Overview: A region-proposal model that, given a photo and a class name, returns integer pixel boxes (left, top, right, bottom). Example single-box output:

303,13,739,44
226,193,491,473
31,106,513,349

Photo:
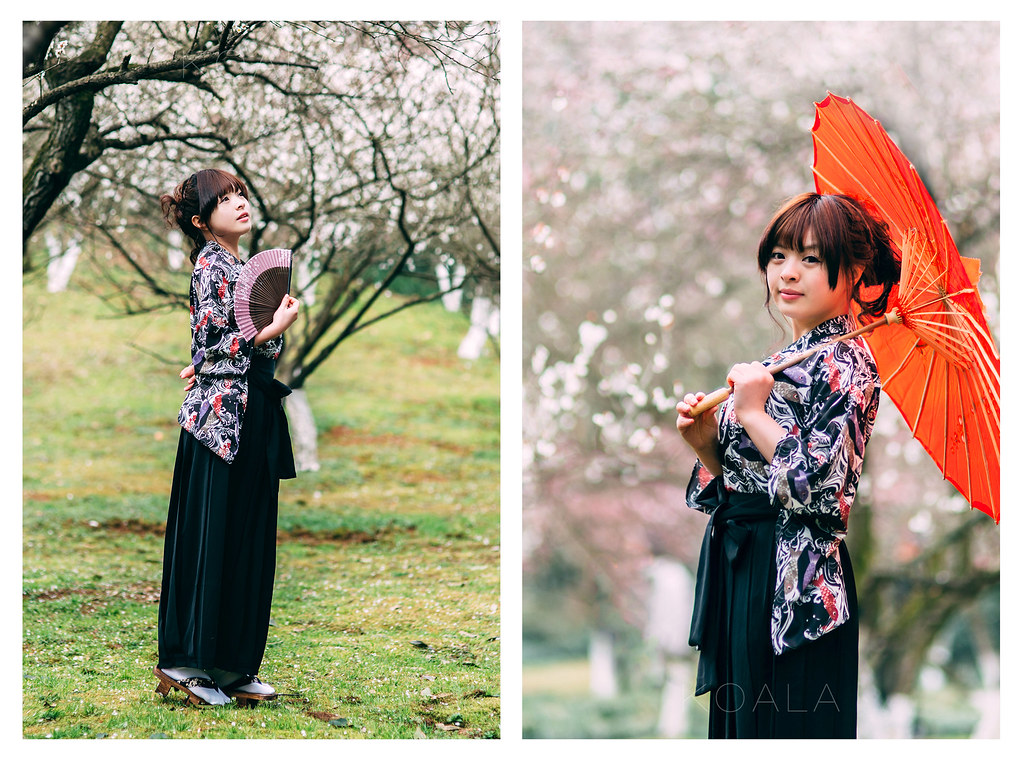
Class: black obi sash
247,355,297,480
688,482,778,696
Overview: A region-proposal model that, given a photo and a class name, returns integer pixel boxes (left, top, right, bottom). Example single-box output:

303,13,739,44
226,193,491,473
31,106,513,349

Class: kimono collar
789,314,856,352
768,313,857,382
200,239,241,263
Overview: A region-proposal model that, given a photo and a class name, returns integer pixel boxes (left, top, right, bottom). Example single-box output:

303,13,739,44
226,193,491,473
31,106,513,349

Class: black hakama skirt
690,489,859,739
157,356,295,676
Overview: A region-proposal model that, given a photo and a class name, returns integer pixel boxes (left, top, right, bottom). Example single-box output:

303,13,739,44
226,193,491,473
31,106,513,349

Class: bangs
768,202,818,253
195,169,249,222
757,193,846,289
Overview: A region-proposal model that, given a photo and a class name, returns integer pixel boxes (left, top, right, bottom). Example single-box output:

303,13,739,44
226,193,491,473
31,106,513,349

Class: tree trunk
284,388,320,472
858,677,915,738
644,558,695,737
45,232,81,292
23,90,94,263
167,230,185,270
657,659,693,738
457,294,498,360
23,21,123,265
436,262,465,312
295,256,317,306
968,603,1000,738
644,557,692,657
588,629,618,698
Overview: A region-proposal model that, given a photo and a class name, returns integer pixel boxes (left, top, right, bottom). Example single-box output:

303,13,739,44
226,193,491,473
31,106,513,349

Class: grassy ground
522,652,706,739
22,272,499,739
522,655,703,739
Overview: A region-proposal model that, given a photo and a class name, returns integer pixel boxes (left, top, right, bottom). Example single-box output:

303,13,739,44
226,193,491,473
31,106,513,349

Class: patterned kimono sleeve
766,343,877,536
256,334,284,360
685,460,723,514
190,255,253,377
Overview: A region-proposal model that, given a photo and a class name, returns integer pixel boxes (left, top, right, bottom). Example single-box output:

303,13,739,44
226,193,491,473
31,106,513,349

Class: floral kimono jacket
178,241,283,462
686,314,880,654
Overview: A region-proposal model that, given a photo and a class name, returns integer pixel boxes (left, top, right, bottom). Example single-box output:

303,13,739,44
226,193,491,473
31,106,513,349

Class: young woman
675,192,900,738
155,169,300,707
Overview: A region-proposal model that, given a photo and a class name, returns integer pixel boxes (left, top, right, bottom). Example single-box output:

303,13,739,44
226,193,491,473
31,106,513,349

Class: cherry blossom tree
24,20,500,469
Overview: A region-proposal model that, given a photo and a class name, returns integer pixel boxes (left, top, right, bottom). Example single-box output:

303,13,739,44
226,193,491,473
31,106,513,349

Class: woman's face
767,229,852,340
203,189,252,241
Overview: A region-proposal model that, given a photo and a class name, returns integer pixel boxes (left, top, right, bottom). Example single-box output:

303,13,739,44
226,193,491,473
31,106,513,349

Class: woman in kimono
675,192,900,738
155,169,300,707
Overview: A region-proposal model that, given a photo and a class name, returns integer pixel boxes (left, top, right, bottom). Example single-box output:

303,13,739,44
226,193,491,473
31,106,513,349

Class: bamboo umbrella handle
680,313,895,419
683,349,810,418
683,348,811,417
684,385,733,417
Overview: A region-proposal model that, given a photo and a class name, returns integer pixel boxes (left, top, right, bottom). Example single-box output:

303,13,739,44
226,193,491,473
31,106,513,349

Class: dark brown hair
160,169,250,264
756,192,900,324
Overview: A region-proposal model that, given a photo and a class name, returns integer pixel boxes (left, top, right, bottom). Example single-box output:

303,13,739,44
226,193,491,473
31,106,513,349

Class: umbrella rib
970,395,1000,518
912,350,937,435
903,267,947,306
879,339,919,388
941,356,950,479
907,317,975,346
909,319,980,350
962,337,1001,406
962,365,1000,518
914,336,967,363
962,362,1000,431
906,303,998,366
952,369,975,507
901,324,972,364
901,268,938,309
950,312,1001,385
908,311,968,324
964,367,1001,462
958,308,1001,363
900,243,947,300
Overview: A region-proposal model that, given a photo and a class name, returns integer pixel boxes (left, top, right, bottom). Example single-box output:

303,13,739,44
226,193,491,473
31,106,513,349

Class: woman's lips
778,290,802,301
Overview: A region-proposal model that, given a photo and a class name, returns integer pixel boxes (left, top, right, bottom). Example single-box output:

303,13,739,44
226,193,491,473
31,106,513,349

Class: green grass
23,273,499,739
522,657,687,739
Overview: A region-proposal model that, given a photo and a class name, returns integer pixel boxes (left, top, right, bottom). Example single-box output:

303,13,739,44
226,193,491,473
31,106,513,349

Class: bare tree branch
23,21,69,78
23,44,323,125
25,19,500,401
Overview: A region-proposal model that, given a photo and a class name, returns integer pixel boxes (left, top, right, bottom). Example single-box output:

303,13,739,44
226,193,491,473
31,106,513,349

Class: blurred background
522,20,999,739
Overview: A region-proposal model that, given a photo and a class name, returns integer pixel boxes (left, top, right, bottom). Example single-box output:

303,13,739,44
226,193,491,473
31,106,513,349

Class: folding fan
234,248,293,341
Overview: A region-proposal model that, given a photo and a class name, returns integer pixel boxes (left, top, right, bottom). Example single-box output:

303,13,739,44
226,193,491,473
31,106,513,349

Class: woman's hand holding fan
234,248,296,342
269,294,300,333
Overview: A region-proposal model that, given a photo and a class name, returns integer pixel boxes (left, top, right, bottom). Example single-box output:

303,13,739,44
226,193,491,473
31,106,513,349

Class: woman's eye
804,255,821,264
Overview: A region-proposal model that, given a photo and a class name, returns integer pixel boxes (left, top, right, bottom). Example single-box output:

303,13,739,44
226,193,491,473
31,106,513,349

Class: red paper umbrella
685,94,1000,521
811,93,1000,521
